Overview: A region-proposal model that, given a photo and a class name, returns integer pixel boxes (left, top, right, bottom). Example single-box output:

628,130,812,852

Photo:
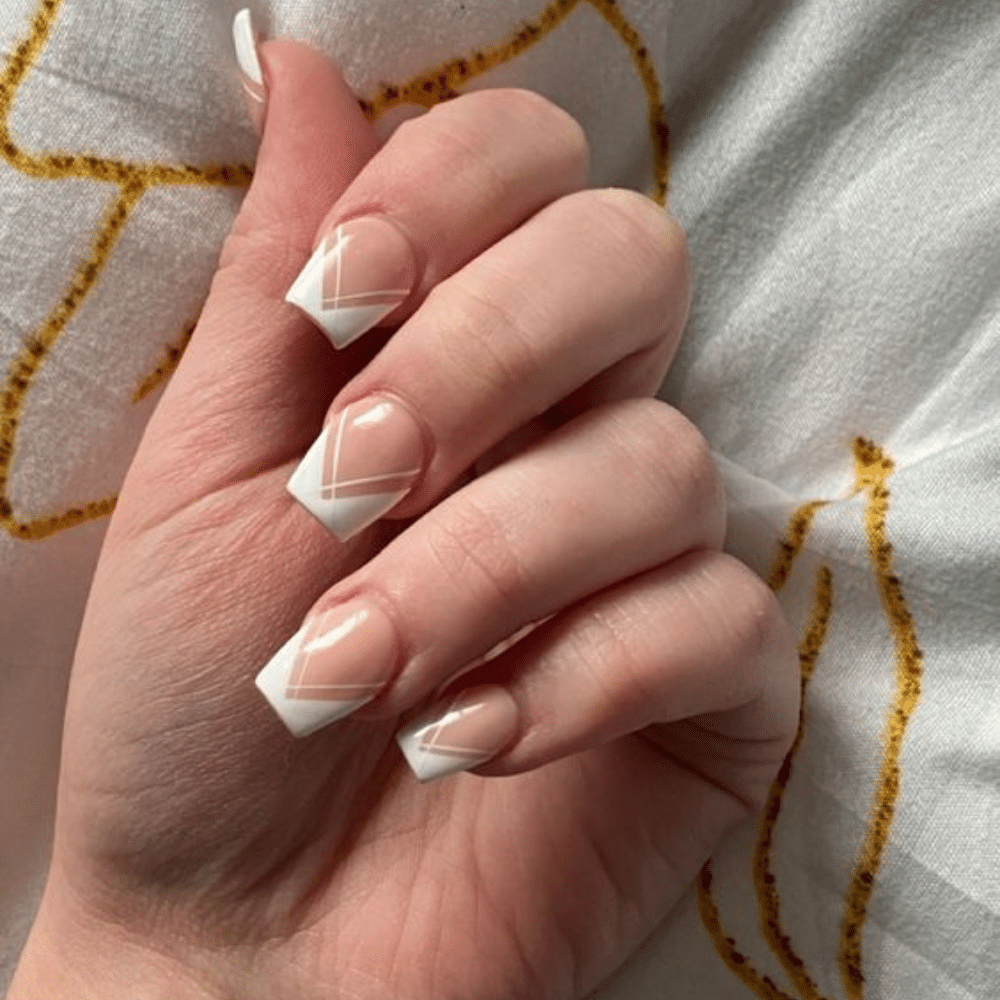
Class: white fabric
0,0,997,996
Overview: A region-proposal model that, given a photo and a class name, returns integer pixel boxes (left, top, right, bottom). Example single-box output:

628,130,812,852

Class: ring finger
256,398,725,737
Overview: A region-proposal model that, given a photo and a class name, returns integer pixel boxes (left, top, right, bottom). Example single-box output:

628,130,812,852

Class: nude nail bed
396,686,520,782
255,599,398,737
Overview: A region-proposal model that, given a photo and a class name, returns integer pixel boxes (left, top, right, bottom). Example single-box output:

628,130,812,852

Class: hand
10,36,799,1000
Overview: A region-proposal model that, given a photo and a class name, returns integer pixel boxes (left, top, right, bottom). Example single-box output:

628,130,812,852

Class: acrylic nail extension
287,395,425,541
233,9,267,132
256,600,398,737
286,217,418,349
397,687,520,782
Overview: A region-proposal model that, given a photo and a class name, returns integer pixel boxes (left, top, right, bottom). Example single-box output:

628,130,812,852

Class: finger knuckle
605,400,724,543
403,110,495,186
586,188,689,284
708,556,793,686
468,88,590,167
544,189,690,332
422,496,532,617
431,276,548,407
422,89,589,192
571,604,661,723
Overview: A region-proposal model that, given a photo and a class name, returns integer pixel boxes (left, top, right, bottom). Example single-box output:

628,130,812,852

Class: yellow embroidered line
133,320,197,403
359,0,579,113
768,500,830,592
0,181,145,539
0,0,252,187
839,438,924,1000
358,0,671,205
0,0,252,541
700,438,925,1000
697,863,799,1000
741,500,834,1000
751,565,833,1000
587,0,670,204
698,558,835,1000
0,0,57,126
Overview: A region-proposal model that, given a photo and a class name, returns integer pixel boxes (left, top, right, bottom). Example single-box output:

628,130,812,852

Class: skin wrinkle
575,601,662,728
670,559,760,712
605,401,726,552
421,487,542,627
529,771,597,998
438,277,554,416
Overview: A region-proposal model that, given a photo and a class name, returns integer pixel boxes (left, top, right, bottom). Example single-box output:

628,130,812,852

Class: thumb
224,34,381,283
119,29,382,534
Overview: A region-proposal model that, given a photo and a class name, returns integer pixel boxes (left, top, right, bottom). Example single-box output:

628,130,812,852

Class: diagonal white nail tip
285,244,325,313
255,627,371,738
395,725,491,783
233,9,264,86
285,243,400,350
286,429,410,542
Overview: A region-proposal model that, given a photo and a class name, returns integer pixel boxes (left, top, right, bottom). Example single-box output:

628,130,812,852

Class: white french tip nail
255,601,399,738
287,396,424,542
285,243,372,350
396,687,520,783
255,626,371,738
286,242,393,351
285,219,417,350
233,8,267,131
233,9,264,87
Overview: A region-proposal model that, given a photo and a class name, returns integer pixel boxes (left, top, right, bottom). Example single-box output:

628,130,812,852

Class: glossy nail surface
286,217,417,349
233,9,267,132
397,686,520,782
288,396,424,541
256,600,398,737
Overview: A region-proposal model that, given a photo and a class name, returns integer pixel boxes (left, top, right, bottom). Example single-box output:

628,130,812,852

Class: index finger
284,87,590,349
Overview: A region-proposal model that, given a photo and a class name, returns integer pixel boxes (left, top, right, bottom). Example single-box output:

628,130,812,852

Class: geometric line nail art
286,221,416,350
287,397,424,542
321,406,421,502
285,608,386,702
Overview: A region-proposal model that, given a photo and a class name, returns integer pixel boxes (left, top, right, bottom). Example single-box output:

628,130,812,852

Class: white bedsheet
0,1,997,996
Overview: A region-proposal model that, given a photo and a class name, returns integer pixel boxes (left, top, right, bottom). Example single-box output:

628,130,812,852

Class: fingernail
255,599,398,737
396,686,520,782
285,217,418,349
233,9,267,133
288,395,425,541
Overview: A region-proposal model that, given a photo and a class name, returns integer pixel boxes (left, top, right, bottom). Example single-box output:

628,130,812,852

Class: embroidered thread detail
698,439,927,1000
0,0,252,540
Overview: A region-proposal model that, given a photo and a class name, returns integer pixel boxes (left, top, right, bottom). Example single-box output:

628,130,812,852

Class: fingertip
258,37,375,154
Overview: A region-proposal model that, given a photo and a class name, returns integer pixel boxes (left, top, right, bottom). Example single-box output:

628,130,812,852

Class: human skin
7,36,799,1000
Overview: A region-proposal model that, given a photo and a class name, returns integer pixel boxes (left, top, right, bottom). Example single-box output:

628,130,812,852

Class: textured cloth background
0,1,997,997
